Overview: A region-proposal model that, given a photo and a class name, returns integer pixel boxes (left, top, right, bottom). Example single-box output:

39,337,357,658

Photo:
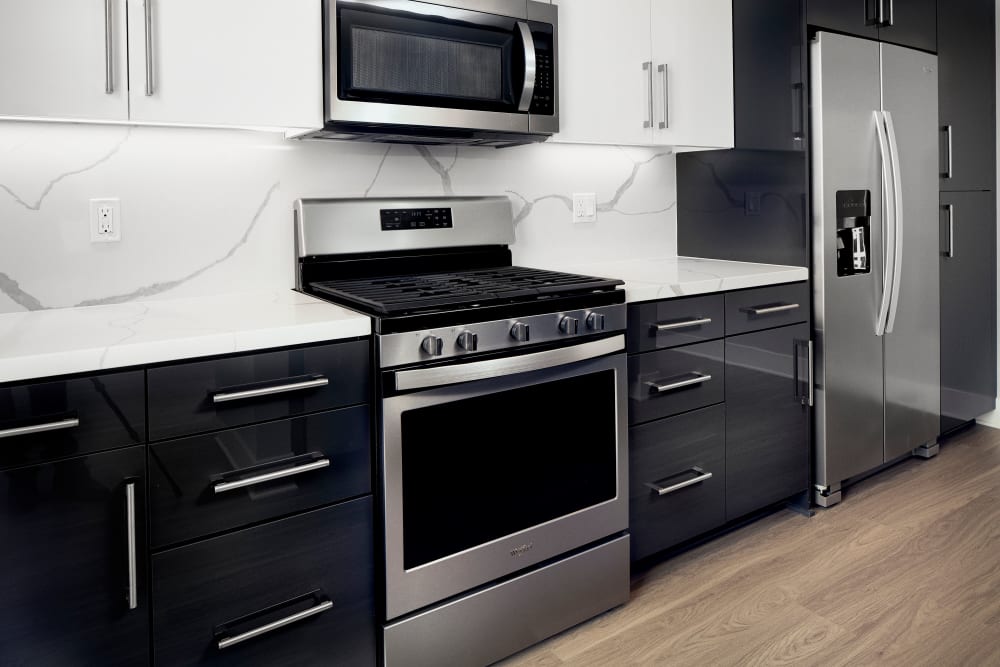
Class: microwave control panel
530,41,555,115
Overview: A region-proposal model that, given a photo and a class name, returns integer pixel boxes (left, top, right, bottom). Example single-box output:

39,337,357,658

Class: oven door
327,0,558,135
381,336,628,619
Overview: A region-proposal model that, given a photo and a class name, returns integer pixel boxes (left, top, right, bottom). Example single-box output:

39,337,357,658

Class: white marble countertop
0,290,371,383
530,256,809,303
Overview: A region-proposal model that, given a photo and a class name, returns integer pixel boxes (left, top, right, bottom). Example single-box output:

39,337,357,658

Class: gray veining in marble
414,145,459,195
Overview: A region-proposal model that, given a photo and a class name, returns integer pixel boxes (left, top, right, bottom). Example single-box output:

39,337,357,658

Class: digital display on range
380,208,454,231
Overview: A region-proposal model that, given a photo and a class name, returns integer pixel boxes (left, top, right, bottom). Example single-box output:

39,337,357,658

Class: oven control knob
456,331,479,352
421,335,444,356
586,312,607,332
559,316,580,335
510,322,530,342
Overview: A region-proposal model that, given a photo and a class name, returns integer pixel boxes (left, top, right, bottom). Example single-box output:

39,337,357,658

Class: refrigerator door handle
883,110,904,334
873,110,896,337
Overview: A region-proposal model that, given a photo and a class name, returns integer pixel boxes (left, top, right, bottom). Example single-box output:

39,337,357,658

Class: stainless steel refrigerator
810,31,940,507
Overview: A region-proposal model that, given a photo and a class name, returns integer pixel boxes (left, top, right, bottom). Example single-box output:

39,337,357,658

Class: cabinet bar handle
143,0,154,96
211,376,329,404
217,599,334,650
104,0,113,94
643,61,653,129
743,303,800,316
652,317,712,333
943,125,953,178
945,204,955,258
213,458,330,494
885,0,894,26
125,481,137,610
647,372,711,394
0,417,79,439
865,0,878,25
645,467,713,496
807,339,815,408
658,63,669,129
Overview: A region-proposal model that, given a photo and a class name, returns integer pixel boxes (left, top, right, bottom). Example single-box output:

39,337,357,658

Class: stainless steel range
295,196,630,666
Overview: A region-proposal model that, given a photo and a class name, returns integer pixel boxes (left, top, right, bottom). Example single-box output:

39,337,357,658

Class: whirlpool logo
510,542,534,558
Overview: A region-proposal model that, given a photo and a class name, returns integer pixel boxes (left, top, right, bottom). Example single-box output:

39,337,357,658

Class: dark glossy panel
628,341,724,426
725,282,810,336
940,192,997,432
0,446,148,665
0,370,145,470
676,150,810,267
807,0,878,39
734,0,806,151
152,498,376,667
627,295,725,353
725,324,810,519
879,0,937,52
150,406,371,548
629,405,726,561
938,0,995,192
147,340,370,441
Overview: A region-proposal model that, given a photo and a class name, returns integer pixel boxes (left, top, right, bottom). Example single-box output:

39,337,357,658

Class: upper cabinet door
126,0,323,129
878,0,937,52
552,0,654,146
650,0,734,149
0,0,129,121
807,0,879,40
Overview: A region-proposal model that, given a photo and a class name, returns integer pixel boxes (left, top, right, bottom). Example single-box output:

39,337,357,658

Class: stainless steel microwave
302,0,558,147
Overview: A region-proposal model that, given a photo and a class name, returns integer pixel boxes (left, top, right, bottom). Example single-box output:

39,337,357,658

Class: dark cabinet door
725,323,811,520
938,0,996,192
878,0,937,52
807,0,878,39
940,192,997,432
734,0,806,151
0,445,149,665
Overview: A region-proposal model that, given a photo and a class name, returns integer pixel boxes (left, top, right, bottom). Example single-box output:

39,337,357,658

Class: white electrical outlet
90,198,121,243
572,193,597,223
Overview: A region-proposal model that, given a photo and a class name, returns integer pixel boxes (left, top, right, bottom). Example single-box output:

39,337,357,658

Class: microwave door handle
516,21,536,112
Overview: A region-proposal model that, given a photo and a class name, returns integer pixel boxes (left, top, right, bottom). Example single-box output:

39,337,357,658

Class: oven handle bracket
392,335,625,391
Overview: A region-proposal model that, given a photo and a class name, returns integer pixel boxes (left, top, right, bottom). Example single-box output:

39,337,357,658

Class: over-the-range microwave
300,0,558,147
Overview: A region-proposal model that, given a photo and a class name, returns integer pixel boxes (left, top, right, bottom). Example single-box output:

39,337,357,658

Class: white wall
0,122,677,314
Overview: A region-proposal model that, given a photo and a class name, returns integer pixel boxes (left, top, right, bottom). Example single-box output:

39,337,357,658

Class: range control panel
380,207,454,231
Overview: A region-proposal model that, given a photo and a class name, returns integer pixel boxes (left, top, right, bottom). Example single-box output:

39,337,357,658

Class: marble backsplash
0,122,677,314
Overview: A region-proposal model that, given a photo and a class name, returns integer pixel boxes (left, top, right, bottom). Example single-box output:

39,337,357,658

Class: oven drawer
725,282,809,335
628,341,724,425
0,370,145,470
629,405,726,561
149,406,371,548
147,340,370,441
152,497,376,666
627,295,725,353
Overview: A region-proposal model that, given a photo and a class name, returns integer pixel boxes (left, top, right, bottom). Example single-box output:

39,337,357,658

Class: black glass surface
400,370,617,570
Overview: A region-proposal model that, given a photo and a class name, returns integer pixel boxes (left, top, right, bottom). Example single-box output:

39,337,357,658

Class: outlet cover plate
572,193,597,223
90,198,121,243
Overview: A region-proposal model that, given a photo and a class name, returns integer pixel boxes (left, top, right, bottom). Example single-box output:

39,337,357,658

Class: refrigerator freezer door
810,32,886,489
879,43,941,460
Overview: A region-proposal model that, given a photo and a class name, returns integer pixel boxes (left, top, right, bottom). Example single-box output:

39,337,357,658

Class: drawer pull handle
213,458,330,494
0,417,79,439
217,597,334,650
651,317,712,333
125,481,138,610
212,376,329,404
647,372,712,394
743,303,800,316
645,467,713,496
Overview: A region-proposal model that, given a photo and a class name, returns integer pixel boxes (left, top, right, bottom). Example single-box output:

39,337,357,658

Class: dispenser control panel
835,190,870,277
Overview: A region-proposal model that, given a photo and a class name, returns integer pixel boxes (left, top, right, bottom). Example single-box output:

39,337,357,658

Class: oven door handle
392,335,625,391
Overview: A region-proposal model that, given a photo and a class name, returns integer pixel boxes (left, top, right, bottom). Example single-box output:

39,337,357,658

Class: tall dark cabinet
806,0,937,52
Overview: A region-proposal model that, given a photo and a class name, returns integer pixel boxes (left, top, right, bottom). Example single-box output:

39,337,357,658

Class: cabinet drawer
150,406,371,548
628,341,724,425
627,295,725,353
725,282,809,335
148,340,370,441
152,497,376,666
0,370,145,470
629,405,726,561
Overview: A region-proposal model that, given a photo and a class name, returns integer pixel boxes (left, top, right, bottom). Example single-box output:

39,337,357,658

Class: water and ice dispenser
835,190,870,277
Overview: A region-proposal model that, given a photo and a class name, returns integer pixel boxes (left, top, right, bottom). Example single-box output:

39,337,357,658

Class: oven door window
400,369,618,570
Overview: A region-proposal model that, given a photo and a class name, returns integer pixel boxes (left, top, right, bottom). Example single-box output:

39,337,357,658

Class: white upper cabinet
553,0,733,149
126,0,323,129
0,0,129,121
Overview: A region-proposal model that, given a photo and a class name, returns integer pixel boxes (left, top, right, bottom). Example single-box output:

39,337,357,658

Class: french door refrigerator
811,31,940,507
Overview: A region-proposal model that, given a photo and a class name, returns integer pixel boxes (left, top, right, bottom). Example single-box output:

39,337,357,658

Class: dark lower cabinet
725,323,811,519
0,445,149,665
152,497,375,666
941,192,998,432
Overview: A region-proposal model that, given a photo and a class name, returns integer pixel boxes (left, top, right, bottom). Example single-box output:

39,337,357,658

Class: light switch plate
572,193,597,223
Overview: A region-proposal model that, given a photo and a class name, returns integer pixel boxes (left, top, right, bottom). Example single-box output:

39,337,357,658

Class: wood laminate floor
500,424,1000,666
